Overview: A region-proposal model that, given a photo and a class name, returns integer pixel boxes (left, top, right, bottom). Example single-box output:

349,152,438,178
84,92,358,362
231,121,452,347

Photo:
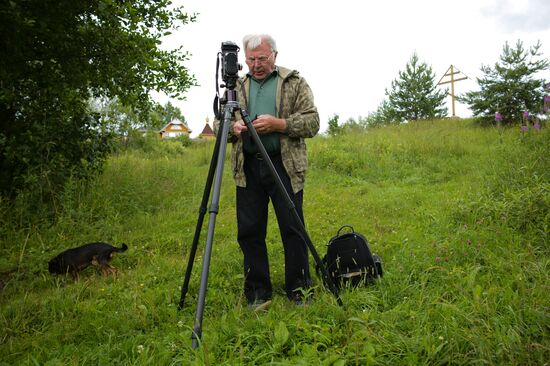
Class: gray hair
242,34,277,52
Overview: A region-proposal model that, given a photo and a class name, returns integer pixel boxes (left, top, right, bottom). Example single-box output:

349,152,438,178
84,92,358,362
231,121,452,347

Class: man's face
245,40,277,80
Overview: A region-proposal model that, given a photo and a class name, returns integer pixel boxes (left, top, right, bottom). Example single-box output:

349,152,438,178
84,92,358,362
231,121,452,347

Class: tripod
178,87,343,349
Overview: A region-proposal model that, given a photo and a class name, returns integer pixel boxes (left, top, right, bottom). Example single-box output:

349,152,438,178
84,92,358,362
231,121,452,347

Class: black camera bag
318,225,382,289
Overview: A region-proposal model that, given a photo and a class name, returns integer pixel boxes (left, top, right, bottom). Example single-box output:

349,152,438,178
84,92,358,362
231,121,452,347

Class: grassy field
1,119,548,365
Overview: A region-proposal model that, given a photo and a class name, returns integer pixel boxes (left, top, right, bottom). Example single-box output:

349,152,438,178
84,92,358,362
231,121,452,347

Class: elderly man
216,34,319,309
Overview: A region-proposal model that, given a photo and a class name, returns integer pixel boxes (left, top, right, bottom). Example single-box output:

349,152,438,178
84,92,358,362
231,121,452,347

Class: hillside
1,119,548,365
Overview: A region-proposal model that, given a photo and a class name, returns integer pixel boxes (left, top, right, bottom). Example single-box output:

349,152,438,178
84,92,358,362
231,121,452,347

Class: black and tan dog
48,242,128,279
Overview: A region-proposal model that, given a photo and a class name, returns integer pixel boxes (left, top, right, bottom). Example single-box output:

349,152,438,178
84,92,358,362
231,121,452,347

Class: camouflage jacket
215,66,319,193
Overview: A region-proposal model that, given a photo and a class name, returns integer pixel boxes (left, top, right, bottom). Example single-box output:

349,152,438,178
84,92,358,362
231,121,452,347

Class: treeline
327,41,549,136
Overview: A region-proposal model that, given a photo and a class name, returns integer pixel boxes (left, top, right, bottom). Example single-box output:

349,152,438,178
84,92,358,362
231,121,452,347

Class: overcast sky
154,0,550,136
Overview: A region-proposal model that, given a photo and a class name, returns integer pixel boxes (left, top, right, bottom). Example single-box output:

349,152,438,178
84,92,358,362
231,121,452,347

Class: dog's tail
115,243,128,253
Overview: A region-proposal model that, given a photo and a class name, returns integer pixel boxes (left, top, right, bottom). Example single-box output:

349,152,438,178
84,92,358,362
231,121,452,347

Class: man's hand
232,119,248,138
252,115,287,134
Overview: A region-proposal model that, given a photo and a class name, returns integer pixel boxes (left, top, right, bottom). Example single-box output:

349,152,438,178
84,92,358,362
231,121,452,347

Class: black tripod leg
240,109,343,306
177,128,223,311
191,102,235,349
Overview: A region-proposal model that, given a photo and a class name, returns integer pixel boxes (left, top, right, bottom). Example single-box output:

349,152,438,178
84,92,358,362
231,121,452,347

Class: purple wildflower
523,111,529,118
495,111,503,122
521,124,529,132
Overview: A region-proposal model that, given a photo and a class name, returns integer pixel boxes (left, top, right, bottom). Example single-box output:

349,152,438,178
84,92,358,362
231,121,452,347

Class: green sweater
244,70,280,154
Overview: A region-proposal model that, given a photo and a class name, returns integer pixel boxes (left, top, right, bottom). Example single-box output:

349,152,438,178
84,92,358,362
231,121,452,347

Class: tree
327,114,341,136
365,100,400,127
0,0,196,204
339,116,369,134
153,101,186,130
92,98,142,137
459,40,549,125
93,99,185,136
385,53,448,122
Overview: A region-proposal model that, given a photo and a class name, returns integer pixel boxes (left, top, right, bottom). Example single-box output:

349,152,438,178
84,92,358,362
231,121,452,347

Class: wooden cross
437,65,468,117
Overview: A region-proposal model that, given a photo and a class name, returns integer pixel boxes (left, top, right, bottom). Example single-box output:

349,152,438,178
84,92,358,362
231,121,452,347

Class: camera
220,41,241,89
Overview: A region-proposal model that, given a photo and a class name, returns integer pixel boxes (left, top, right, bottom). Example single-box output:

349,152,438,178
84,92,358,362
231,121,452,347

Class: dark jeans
237,153,311,302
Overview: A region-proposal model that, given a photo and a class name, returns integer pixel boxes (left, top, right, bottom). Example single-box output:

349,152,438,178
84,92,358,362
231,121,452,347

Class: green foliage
116,131,185,154
153,101,186,131
460,40,549,125
453,131,550,235
364,100,400,128
339,117,367,134
327,115,373,135
175,134,192,147
384,53,448,122
1,120,549,364
0,0,196,208
326,114,341,136
92,99,186,140
92,97,143,138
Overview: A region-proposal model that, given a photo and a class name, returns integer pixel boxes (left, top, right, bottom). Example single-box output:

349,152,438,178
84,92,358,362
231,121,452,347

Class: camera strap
213,53,222,120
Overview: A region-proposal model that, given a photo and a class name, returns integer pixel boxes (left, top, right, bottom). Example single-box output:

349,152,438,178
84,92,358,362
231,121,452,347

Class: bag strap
337,225,355,236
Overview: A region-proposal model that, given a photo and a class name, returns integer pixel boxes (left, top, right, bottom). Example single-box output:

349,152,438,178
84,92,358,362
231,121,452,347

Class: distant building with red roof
199,119,215,140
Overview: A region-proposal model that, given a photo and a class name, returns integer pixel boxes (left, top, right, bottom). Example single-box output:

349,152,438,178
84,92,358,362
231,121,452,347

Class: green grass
1,119,549,365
